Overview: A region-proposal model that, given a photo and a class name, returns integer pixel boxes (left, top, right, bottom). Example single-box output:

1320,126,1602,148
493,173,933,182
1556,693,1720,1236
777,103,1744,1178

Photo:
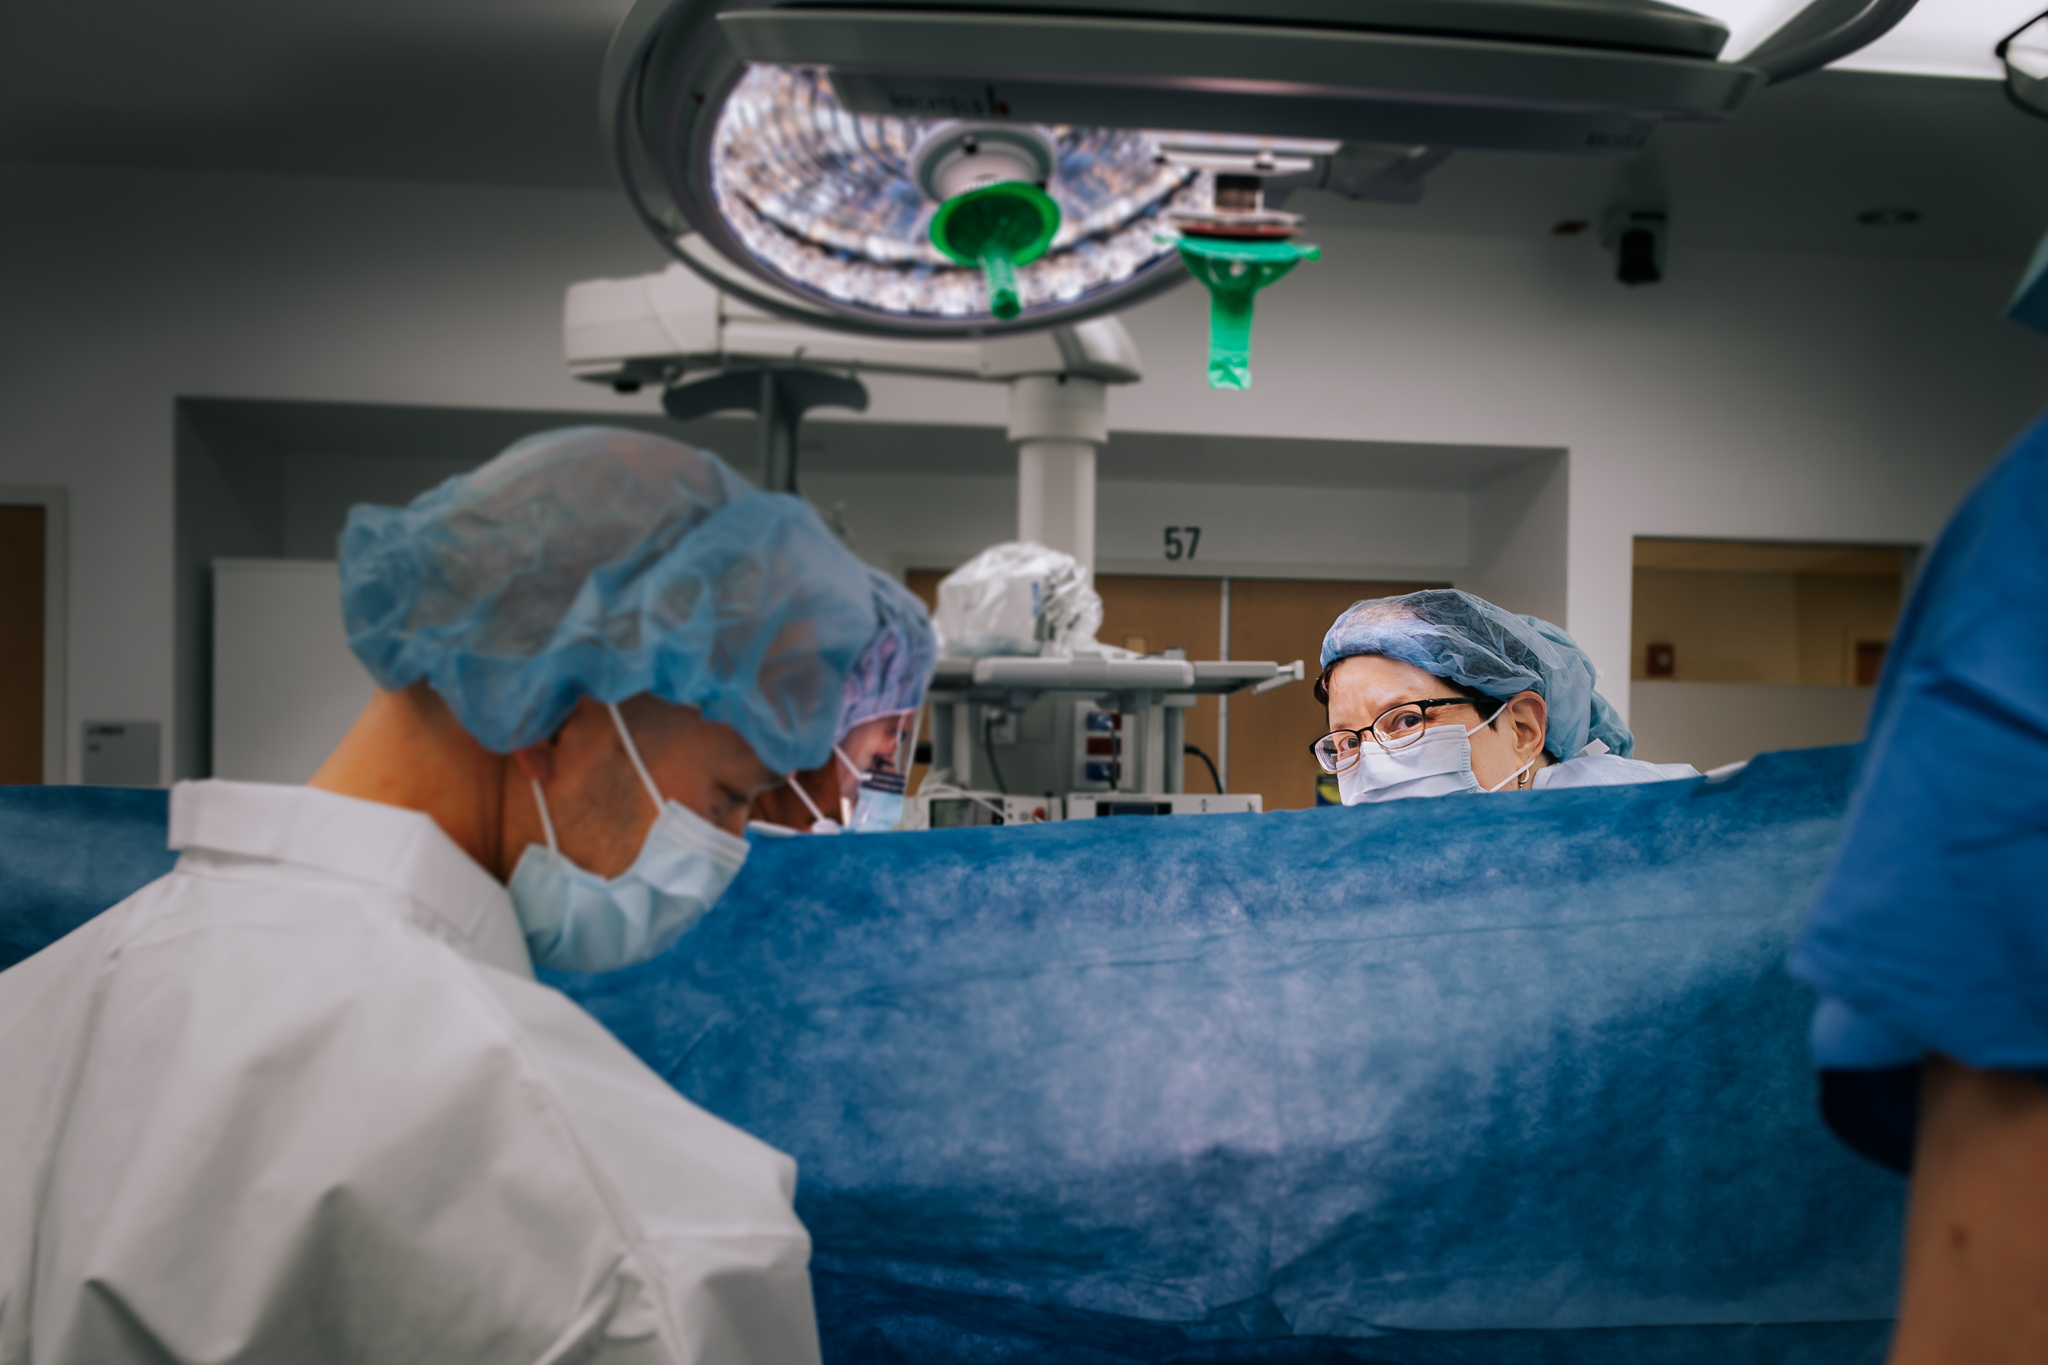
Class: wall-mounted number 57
1163,526,1202,561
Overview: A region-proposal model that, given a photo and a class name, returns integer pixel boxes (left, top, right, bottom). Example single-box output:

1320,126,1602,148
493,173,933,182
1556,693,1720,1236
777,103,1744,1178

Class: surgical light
703,63,1196,326
602,0,1920,366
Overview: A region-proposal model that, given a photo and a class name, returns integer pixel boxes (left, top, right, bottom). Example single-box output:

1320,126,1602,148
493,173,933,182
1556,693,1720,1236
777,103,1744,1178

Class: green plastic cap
1172,237,1321,391
931,182,1061,320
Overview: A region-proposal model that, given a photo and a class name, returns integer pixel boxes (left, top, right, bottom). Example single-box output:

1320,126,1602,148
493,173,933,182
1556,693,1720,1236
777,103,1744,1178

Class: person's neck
309,684,510,878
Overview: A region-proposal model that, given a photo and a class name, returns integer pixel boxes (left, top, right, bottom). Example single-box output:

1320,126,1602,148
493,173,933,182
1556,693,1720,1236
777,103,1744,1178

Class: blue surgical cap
839,568,938,739
1319,588,1632,760
339,426,879,774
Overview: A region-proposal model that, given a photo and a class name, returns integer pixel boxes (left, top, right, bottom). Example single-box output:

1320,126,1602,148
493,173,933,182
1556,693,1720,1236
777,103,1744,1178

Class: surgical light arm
563,263,1138,564
1739,0,1921,83
564,263,1142,393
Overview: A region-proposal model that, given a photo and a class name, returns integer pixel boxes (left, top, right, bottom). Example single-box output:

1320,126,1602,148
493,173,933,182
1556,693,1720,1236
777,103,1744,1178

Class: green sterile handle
980,253,1021,320
1169,239,1320,391
1205,287,1257,391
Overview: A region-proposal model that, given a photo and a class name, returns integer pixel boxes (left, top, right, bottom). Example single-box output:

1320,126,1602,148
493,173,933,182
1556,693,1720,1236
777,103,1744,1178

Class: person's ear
1509,691,1547,760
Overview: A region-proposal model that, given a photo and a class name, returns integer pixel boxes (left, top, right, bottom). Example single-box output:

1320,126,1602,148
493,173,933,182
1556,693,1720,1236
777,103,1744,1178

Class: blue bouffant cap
839,568,938,739
1318,588,1632,760
339,426,878,774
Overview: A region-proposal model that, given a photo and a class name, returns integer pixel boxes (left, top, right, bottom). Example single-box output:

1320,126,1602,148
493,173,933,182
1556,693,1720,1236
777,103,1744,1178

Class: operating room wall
798,472,1472,584
1,158,2043,779
1102,221,2048,726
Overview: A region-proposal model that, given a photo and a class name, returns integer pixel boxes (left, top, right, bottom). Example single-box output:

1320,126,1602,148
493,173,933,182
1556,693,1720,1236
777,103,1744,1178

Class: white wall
1631,681,1877,770
212,560,373,782
1102,225,2048,719
3,157,2044,778
799,470,1475,585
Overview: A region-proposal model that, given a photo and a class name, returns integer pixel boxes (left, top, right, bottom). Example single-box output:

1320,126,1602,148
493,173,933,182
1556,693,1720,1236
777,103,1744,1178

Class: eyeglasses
1310,697,1500,773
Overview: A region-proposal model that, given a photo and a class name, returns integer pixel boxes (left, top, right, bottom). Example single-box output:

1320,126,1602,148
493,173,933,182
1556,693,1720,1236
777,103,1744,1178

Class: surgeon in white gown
0,428,881,1364
1311,588,1696,803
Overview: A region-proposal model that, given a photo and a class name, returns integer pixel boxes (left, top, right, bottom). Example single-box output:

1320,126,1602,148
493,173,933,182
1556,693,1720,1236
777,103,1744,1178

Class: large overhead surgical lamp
602,0,1919,383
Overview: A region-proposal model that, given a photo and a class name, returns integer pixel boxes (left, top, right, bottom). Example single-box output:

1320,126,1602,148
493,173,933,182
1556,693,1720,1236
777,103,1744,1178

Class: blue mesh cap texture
838,568,939,738
1318,588,1633,760
339,426,880,774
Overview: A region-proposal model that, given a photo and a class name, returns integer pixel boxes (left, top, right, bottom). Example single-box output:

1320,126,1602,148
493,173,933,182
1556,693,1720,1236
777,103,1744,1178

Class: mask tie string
528,779,561,854
607,703,668,813
788,775,832,827
1486,756,1538,793
1472,697,1536,792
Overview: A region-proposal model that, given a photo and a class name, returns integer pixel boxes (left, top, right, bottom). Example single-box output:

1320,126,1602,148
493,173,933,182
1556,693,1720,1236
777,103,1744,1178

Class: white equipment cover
0,781,821,1365
933,540,1104,658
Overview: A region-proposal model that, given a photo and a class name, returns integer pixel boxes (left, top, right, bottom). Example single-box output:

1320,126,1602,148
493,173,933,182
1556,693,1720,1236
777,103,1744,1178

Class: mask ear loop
1472,696,1538,792
831,745,863,826
1486,756,1538,793
787,773,832,827
607,703,668,813
528,780,561,854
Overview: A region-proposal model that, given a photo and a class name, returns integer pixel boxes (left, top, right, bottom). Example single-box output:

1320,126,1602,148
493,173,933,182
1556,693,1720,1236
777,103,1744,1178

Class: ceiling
0,0,634,189
4,1,2046,262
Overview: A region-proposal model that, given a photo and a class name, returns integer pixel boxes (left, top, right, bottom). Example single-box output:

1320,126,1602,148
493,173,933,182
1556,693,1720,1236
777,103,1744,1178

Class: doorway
1629,537,1911,769
0,497,61,784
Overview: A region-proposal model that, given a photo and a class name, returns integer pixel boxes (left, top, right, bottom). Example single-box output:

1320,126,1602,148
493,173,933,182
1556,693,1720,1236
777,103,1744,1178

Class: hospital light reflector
709,64,1197,322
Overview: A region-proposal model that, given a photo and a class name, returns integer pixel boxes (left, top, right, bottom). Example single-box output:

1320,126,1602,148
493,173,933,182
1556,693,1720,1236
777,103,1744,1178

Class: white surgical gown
1532,742,1698,789
0,780,822,1365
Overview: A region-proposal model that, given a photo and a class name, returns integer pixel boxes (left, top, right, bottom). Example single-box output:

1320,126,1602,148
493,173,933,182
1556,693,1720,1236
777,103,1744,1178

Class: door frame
1,487,68,783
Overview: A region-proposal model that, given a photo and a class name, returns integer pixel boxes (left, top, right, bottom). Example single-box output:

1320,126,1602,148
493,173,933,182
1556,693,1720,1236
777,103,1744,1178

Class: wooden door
1095,576,1223,793
1227,578,1445,811
0,506,46,784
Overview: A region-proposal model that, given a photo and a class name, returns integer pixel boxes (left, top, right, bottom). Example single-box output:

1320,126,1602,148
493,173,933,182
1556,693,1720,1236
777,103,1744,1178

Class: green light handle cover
1173,238,1321,391
980,253,1022,320
930,182,1060,321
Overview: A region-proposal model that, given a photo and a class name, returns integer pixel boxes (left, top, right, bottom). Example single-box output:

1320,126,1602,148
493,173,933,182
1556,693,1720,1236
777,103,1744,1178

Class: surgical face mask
508,704,752,973
837,743,908,834
1337,709,1536,805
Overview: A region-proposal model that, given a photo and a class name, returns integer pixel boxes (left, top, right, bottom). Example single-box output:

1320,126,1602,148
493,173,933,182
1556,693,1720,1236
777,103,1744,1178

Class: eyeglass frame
1310,695,1507,773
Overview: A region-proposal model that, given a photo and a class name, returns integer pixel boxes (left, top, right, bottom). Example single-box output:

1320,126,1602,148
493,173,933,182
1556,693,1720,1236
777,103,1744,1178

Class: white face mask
1337,709,1536,805
508,704,752,973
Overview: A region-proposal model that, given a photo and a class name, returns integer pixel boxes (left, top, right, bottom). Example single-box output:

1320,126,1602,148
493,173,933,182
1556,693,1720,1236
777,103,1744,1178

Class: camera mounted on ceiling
1604,204,1669,287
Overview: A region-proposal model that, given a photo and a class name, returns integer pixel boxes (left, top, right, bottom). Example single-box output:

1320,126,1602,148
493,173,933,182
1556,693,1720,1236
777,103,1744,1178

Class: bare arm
1890,1056,2048,1364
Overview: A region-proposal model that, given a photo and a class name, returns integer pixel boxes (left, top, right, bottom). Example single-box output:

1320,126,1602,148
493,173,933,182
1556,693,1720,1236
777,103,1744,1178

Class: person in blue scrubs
1792,415,2048,1364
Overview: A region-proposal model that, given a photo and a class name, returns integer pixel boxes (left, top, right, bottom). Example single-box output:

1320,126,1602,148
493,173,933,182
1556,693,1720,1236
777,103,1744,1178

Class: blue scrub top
1792,414,2048,1167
